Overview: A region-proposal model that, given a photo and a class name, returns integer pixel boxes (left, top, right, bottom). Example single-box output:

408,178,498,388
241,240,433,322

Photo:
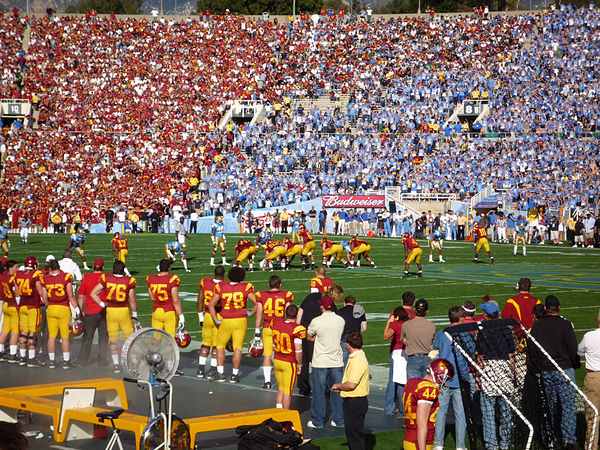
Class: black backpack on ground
236,418,316,450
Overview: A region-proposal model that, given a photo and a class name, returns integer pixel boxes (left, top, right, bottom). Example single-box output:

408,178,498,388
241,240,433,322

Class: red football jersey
0,272,17,306
79,272,106,315
147,273,180,312
111,238,128,250
42,272,74,307
271,318,306,363
255,289,294,324
100,273,136,308
15,270,43,308
473,227,488,240
298,230,314,243
215,281,254,319
309,277,333,293
403,377,440,445
403,237,420,250
200,277,221,310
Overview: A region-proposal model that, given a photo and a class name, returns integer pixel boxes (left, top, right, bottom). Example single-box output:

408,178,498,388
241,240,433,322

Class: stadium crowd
0,6,599,224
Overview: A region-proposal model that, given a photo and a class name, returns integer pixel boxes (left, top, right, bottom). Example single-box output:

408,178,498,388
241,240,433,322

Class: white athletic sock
199,356,207,366
249,262,253,269
263,366,272,383
63,352,70,362
111,354,119,364
281,261,286,269
221,256,227,264
276,403,283,409
210,257,215,265
0,344,4,352
217,366,224,374
49,353,55,361
19,348,26,358
182,259,188,270
10,345,17,355
232,368,239,376
28,349,35,359
211,358,217,367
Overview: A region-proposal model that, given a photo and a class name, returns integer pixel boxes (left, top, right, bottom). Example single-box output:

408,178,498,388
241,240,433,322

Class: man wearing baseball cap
401,299,436,380
75,258,109,366
306,295,346,429
529,295,579,448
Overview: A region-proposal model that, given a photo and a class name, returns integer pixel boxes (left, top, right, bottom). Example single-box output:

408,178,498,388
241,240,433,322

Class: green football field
7,231,600,386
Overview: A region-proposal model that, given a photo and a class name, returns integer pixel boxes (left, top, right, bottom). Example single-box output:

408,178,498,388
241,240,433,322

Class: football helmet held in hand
175,326,191,348
70,316,84,337
132,317,143,331
248,337,264,358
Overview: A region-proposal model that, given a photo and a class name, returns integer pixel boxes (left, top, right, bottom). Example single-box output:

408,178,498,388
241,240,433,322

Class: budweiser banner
322,195,386,208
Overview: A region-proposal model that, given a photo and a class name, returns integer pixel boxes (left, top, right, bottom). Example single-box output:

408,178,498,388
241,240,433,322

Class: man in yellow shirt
332,330,370,450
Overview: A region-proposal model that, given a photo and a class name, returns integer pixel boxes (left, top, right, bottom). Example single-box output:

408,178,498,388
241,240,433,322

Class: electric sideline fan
120,328,191,450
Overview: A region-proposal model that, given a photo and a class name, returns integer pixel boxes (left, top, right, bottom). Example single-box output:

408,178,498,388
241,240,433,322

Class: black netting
445,319,589,450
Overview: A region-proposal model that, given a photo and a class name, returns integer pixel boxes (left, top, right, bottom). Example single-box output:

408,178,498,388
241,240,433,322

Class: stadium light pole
160,0,163,15
293,0,296,19
418,0,421,14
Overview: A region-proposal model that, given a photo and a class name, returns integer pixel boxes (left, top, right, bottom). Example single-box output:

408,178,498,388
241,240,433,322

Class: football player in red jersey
90,260,138,373
402,358,455,450
146,259,184,337
111,232,131,276
472,222,495,265
15,256,46,367
282,237,302,270
402,233,423,278
348,236,377,268
234,239,257,272
254,275,294,389
271,305,306,409
309,266,334,294
197,265,225,380
260,240,286,271
320,238,351,268
298,224,316,271
0,260,21,363
208,267,257,383
40,259,80,369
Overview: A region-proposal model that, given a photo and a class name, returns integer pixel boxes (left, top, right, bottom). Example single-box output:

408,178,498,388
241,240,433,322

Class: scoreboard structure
1,99,31,118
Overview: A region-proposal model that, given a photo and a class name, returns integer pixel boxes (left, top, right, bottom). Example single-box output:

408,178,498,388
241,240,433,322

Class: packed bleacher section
1,6,599,222
0,11,26,99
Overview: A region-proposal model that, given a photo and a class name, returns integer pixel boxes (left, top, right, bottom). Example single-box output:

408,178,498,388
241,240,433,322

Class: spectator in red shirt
501,278,540,331
74,258,109,366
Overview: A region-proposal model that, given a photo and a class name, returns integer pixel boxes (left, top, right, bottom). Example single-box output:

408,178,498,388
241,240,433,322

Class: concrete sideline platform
1,350,399,449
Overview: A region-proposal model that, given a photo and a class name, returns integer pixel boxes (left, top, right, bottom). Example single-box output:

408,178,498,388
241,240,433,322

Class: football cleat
62,361,73,369
175,327,192,348
262,381,272,390
27,358,45,368
230,374,240,384
18,356,27,366
24,256,38,270
49,360,57,369
70,316,84,337
196,366,205,379
113,364,121,374
248,337,264,358
213,372,227,383
428,358,455,390
206,367,218,381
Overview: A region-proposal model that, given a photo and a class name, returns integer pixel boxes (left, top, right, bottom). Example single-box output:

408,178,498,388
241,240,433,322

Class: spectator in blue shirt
433,306,467,450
